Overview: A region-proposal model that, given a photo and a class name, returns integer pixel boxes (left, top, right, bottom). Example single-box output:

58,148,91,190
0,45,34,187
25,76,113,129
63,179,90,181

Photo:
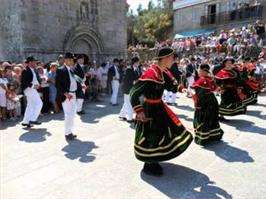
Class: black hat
113,58,119,63
222,57,235,66
200,64,210,73
156,47,174,60
25,56,38,63
131,57,139,64
64,52,75,60
76,54,85,60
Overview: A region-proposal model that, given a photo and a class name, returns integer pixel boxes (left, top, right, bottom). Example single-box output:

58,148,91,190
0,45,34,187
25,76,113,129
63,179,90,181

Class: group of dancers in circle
129,47,261,176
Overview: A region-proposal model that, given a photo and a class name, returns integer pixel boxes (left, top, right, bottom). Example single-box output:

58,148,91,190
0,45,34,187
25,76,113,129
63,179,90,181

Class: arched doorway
72,39,92,54
63,26,104,63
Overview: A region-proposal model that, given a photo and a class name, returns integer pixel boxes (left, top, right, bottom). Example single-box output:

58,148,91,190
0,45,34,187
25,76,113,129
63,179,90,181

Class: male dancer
21,56,43,128
56,53,78,141
119,57,141,123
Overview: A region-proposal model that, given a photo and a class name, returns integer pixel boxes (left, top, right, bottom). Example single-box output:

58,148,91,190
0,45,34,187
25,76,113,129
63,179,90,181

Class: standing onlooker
88,61,100,101
75,55,86,115
47,63,58,113
57,55,64,67
12,65,23,116
254,20,265,45
227,33,237,55
99,63,109,93
0,68,8,121
109,59,120,106
56,55,65,111
37,66,50,114
95,62,103,96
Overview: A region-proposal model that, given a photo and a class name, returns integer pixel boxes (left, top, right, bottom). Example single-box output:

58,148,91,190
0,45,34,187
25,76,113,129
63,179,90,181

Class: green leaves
127,0,173,47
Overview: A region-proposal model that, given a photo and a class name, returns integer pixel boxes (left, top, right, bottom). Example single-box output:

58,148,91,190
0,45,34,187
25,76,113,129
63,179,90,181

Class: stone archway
72,39,92,54
63,25,104,62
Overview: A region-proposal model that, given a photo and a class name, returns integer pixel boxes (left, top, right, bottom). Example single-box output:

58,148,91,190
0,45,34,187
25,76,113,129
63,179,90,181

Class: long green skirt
134,102,193,163
219,88,246,116
194,94,224,146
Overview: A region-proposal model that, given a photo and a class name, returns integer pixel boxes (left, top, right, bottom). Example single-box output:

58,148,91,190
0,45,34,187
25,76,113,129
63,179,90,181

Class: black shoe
166,102,172,105
65,134,73,141
127,120,135,123
243,106,247,114
119,117,127,121
77,110,86,115
30,121,42,125
111,104,119,106
65,133,77,141
142,163,163,176
22,123,33,128
219,116,227,122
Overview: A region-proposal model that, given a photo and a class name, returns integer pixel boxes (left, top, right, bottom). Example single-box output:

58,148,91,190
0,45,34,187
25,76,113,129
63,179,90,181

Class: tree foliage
127,0,173,47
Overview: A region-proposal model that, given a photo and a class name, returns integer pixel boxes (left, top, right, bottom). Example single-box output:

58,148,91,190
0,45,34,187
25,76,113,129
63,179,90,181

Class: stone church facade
0,0,127,62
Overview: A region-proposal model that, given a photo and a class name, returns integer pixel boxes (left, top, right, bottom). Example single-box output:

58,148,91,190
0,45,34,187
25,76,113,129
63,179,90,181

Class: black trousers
40,87,50,113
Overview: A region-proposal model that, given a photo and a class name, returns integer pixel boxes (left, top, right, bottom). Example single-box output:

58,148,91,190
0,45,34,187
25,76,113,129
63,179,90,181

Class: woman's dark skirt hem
134,132,193,163
194,129,224,146
242,95,258,106
219,105,246,116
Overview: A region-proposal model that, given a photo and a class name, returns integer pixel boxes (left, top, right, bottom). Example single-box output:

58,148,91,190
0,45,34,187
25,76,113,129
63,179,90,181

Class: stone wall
173,0,264,34
174,0,225,33
0,0,24,61
0,0,127,63
174,4,205,33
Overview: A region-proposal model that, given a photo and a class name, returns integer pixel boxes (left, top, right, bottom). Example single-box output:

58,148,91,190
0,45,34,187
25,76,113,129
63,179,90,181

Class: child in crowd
6,83,20,120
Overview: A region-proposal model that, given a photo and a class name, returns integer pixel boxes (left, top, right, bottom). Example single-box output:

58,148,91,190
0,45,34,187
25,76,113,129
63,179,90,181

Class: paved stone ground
1,93,266,199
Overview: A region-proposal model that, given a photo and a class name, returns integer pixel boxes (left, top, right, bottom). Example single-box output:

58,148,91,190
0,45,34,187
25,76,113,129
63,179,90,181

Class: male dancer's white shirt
30,67,40,87
66,65,77,92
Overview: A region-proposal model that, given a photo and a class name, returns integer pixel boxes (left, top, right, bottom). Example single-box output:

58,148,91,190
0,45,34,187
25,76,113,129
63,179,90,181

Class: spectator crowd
0,56,127,122
1,21,266,123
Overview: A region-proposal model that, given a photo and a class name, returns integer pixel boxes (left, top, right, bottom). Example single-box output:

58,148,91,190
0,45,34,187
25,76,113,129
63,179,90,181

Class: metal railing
200,5,263,26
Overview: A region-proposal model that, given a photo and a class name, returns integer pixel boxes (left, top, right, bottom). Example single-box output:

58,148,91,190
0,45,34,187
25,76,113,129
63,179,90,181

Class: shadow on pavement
19,128,52,143
246,110,266,119
177,114,194,122
204,141,254,163
62,139,98,163
0,118,22,130
176,105,194,112
141,163,232,199
79,100,121,124
224,119,266,135
40,112,64,123
129,122,135,129
253,103,266,108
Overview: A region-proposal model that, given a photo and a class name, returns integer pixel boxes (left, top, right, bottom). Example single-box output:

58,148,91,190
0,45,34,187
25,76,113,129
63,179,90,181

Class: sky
127,0,153,13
